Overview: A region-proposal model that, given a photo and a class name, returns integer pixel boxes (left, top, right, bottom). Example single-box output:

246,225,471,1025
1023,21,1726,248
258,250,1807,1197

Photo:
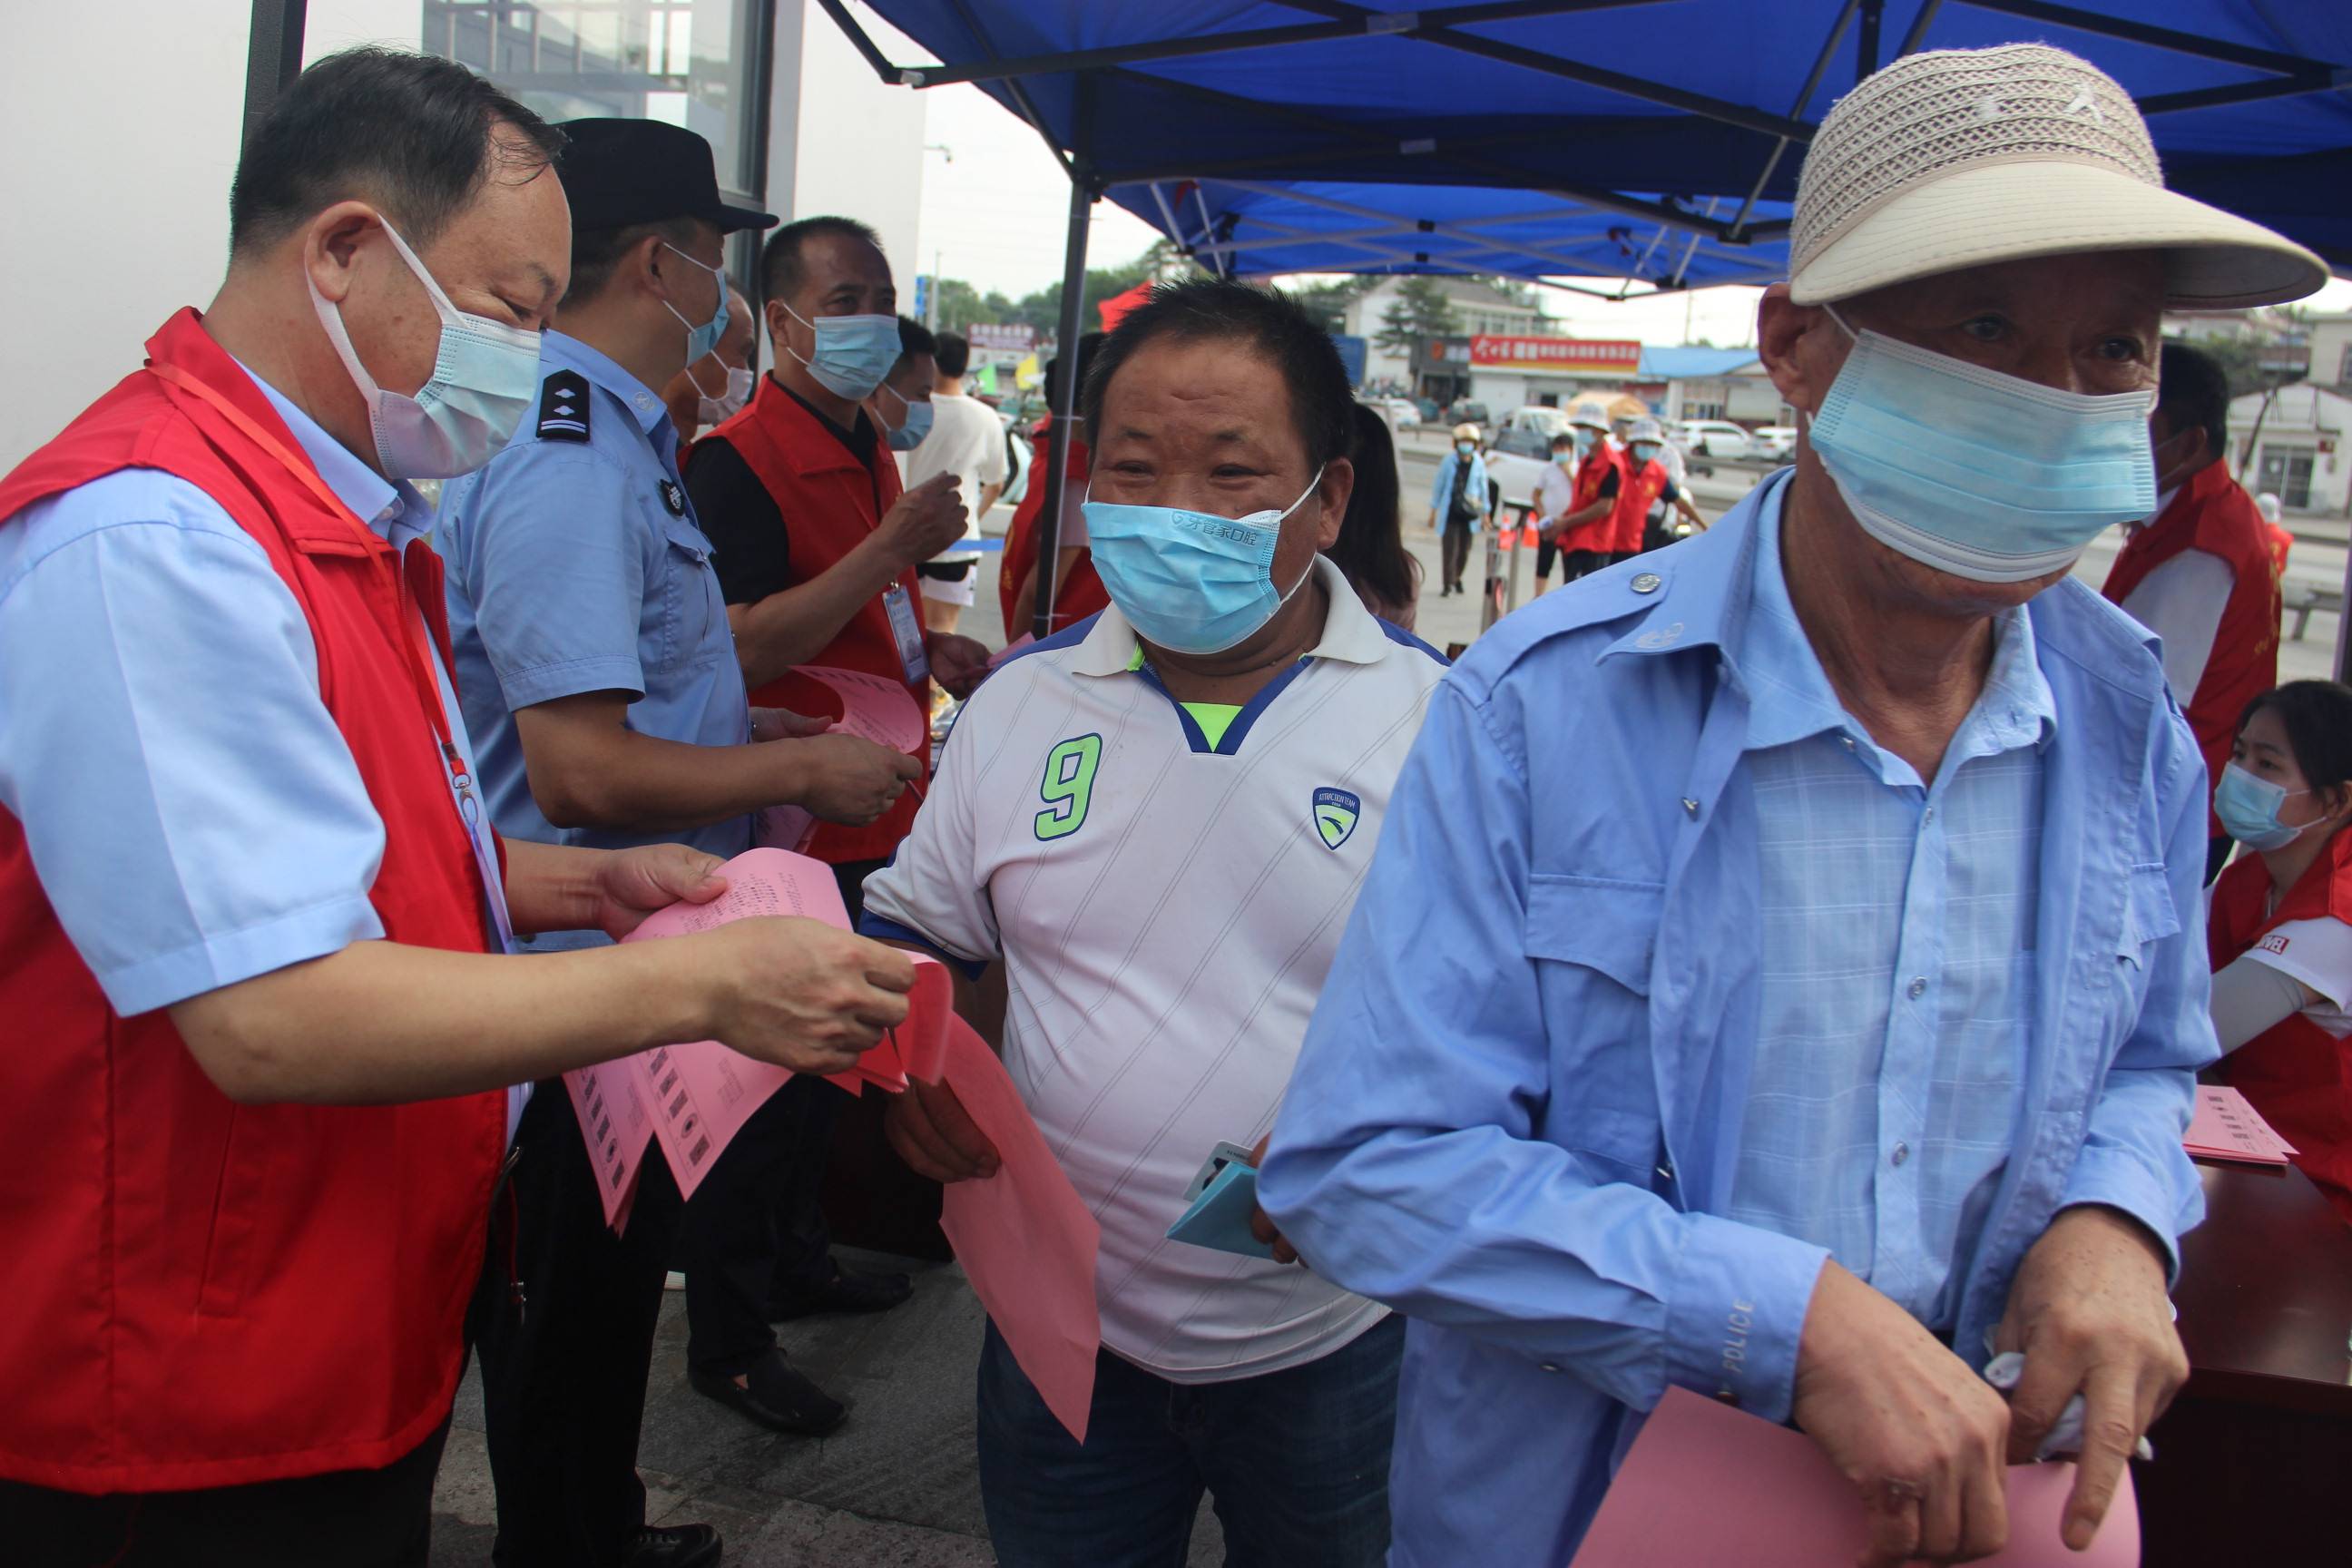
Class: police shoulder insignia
660,478,687,515
537,370,591,443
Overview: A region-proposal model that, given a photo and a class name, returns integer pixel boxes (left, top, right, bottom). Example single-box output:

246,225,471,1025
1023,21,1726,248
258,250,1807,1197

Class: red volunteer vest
2102,463,2281,837
700,376,929,864
998,425,1107,636
0,309,505,1493
1558,442,1627,554
1612,456,1672,554
2209,830,2352,1225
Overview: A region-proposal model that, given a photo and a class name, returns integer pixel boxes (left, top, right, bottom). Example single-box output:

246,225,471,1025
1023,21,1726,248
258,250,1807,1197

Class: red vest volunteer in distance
1557,441,1626,554
999,422,1107,636
701,377,930,865
1612,456,1673,554
2209,829,2352,1224
2102,462,2281,836
0,310,505,1493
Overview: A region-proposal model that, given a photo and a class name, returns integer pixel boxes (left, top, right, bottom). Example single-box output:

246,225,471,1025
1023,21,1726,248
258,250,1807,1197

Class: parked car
1413,397,1442,425
1749,425,1798,461
1678,418,1755,461
1446,399,1492,428
1483,407,1570,515
1360,395,1422,432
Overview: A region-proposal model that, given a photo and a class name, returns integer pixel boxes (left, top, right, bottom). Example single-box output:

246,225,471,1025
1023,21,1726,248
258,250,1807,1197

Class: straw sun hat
1788,44,2327,309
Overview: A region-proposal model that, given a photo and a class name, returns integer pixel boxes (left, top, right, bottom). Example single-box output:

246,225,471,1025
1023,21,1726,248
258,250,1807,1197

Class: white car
1360,395,1422,433
1482,407,1573,516
1749,425,1798,461
1679,419,1755,461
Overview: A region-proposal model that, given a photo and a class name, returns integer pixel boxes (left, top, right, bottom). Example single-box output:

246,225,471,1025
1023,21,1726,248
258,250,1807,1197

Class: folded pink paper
2183,1083,2296,1165
1570,1387,2138,1568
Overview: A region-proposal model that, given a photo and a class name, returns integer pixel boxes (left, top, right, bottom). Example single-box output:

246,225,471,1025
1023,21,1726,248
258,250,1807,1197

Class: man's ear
1313,457,1355,552
1757,284,1841,418
302,201,384,307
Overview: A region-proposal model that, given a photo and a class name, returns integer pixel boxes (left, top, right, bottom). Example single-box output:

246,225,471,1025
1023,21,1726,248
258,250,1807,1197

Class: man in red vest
1544,405,1626,583
2103,341,2282,882
0,51,915,1568
680,217,995,1413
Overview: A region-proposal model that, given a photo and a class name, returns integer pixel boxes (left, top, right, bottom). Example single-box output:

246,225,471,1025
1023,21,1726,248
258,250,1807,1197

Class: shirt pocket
657,514,724,672
2117,862,2181,971
1524,873,1667,1183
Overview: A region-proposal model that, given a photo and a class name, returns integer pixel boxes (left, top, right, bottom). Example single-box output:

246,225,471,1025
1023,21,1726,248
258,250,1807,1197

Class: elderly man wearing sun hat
1259,43,2328,1568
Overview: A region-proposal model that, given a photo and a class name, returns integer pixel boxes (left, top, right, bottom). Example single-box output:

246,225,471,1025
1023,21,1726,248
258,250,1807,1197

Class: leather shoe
690,1349,847,1436
619,1523,721,1568
768,1262,913,1321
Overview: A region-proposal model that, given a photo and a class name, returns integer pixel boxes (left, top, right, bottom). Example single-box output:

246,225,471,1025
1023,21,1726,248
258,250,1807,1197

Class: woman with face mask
2206,680,2352,1222
1425,422,1487,597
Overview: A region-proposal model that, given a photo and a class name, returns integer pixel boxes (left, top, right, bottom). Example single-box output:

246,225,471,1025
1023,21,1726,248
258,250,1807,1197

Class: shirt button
1923,806,1935,823
1540,1362,1562,1373
1681,797,1700,818
1907,976,1926,1000
1891,1142,1911,1167
1840,735,1857,751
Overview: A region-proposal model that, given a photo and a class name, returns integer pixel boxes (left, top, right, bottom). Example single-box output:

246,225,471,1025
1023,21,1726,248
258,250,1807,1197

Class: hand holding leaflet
759,665,926,850
1569,1387,2138,1568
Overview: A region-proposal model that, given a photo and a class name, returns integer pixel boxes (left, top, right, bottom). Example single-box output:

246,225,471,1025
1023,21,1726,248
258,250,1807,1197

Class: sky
899,24,2352,346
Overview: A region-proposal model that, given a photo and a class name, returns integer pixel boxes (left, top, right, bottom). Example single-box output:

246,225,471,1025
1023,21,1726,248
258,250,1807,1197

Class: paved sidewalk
427,1251,1228,1566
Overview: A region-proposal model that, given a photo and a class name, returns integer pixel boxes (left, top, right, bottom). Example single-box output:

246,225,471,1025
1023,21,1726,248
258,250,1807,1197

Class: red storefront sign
1469,335,1643,374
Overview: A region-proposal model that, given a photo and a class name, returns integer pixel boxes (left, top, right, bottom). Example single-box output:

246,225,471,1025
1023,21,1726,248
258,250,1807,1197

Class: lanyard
146,359,468,793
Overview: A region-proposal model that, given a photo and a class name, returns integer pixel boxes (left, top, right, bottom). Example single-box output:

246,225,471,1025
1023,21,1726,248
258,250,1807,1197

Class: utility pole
927,248,942,331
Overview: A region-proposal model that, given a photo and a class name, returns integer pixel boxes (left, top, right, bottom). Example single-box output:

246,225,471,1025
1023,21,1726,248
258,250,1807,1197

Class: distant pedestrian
2257,490,2294,577
1620,416,1708,553
662,285,755,443
1530,429,1577,597
900,329,1007,637
1543,405,1623,583
1426,421,1487,597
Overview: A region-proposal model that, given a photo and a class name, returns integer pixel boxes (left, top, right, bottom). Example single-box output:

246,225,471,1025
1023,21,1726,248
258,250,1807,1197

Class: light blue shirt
1730,503,2053,1333
1260,471,2216,1567
1428,447,1488,532
437,329,751,947
0,360,500,1019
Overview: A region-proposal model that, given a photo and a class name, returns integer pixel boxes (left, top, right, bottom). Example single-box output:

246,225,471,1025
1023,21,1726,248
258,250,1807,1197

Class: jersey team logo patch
1312,787,1360,850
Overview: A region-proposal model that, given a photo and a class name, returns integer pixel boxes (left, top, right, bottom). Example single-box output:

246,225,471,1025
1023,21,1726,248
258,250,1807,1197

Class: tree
1373,277,1463,357
1284,276,1378,334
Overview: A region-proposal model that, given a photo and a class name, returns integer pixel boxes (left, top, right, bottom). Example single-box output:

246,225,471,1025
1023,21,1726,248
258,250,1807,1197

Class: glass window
422,1,768,204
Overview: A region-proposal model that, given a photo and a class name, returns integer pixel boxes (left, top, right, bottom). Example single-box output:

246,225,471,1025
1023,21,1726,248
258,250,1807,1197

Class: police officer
435,120,923,1568
0,52,911,1568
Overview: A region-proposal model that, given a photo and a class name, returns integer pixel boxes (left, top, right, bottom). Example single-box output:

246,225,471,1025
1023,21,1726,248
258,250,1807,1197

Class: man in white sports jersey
859,279,1446,1568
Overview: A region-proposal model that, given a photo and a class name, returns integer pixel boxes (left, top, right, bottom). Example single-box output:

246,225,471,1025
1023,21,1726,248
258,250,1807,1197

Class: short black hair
564,216,704,309
2239,681,2352,801
934,331,972,379
1081,279,1353,471
2158,340,2231,460
1326,404,1416,616
1549,430,1574,450
229,46,562,257
759,216,884,309
888,315,937,379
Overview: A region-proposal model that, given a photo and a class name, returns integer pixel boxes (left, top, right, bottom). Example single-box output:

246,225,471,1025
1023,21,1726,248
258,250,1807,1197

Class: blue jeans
976,1314,1402,1568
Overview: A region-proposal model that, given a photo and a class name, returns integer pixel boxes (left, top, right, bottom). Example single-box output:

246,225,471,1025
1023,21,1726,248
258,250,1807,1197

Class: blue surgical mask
877,383,934,451
1083,467,1326,655
780,299,900,401
1455,441,1476,457
1806,308,2156,583
1632,442,1661,464
2214,762,2316,852
308,212,541,479
659,243,730,364
1572,428,1599,455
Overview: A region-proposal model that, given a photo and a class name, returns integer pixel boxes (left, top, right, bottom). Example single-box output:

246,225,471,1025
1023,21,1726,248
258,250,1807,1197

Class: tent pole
242,0,309,147
1034,74,1096,644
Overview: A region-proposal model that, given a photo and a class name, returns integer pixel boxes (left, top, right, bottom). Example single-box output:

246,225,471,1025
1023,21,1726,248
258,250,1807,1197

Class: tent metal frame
818,1,2352,664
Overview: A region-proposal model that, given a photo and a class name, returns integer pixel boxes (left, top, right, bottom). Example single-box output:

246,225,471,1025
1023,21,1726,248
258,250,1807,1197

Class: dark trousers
2207,834,2236,887
4,1417,451,1568
477,1084,683,1568
671,858,881,1375
976,1316,1403,1568
1439,523,1473,590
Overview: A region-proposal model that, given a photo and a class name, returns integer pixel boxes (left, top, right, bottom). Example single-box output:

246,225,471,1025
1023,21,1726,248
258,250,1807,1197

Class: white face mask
307,212,542,479
694,364,755,427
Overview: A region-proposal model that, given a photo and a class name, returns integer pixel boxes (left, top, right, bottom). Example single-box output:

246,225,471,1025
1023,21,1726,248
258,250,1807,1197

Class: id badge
454,770,518,956
883,583,930,683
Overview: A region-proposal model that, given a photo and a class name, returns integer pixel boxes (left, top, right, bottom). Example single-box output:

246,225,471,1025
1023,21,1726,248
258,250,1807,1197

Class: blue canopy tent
817,0,2352,641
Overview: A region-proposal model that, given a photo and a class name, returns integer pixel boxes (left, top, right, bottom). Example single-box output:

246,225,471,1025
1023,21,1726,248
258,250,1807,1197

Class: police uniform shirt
437,329,750,948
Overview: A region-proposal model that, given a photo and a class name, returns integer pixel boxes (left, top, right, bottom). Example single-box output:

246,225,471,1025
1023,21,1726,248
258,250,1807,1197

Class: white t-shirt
2244,915,2352,1038
862,557,1447,1381
1534,459,1575,524
2115,489,2233,703
898,392,1008,562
